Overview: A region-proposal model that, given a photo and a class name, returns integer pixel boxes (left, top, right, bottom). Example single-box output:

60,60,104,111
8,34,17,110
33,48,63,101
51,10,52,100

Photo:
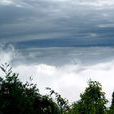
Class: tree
111,92,114,108
72,80,108,114
46,87,69,114
0,64,111,114
108,92,114,114
0,63,60,114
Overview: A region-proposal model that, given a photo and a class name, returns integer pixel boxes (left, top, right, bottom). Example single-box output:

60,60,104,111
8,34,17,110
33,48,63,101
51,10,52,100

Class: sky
0,0,114,105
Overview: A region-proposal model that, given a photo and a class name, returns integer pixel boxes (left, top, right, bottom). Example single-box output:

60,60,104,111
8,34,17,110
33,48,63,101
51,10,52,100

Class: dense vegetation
0,63,114,114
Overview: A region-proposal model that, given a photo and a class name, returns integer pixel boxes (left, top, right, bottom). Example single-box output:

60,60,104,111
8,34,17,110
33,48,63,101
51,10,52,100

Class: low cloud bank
13,62,114,104
0,46,114,105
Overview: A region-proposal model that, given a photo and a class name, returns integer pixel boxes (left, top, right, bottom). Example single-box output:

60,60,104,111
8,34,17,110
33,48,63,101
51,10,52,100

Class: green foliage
108,92,114,114
110,92,114,109
1,63,114,114
0,63,60,114
46,87,69,114
70,80,108,114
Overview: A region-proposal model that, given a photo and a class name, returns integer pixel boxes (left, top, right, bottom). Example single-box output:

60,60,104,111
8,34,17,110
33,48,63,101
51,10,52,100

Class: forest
0,63,114,114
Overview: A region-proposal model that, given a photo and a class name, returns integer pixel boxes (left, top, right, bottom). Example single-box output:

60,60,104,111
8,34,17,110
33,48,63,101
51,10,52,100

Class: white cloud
0,46,114,106
7,60,114,106
50,0,114,9
0,44,15,64
0,0,32,7
0,0,14,5
0,55,111,106
97,24,114,28
78,0,114,7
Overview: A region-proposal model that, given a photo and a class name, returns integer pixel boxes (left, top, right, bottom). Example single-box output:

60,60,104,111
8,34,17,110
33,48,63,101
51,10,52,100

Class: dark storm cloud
0,0,114,47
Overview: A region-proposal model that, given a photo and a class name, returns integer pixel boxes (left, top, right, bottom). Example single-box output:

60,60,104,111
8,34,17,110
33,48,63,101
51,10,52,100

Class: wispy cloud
0,0,14,6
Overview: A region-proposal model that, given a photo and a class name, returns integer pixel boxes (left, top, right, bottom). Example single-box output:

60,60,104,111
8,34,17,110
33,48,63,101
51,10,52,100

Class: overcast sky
0,0,114,48
0,0,114,105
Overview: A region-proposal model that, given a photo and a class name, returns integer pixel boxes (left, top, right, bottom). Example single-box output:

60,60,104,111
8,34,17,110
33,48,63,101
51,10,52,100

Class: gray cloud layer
0,0,114,48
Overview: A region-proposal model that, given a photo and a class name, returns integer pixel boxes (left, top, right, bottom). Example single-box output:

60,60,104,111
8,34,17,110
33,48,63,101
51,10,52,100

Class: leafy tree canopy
71,80,108,114
0,63,60,114
0,63,114,114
